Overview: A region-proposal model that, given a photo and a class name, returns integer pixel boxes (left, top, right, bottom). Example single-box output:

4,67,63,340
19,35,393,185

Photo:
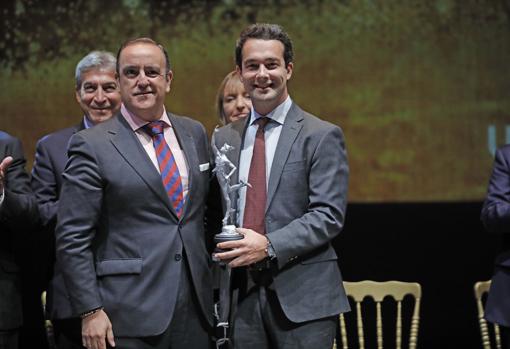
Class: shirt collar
83,115,93,129
249,96,292,126
121,103,172,132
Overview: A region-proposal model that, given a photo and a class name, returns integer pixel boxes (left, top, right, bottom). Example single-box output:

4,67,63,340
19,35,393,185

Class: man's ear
286,62,293,80
75,89,82,105
236,65,243,82
165,70,174,93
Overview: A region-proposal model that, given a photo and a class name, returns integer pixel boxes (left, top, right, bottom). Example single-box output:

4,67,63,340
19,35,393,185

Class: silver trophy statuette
211,127,248,263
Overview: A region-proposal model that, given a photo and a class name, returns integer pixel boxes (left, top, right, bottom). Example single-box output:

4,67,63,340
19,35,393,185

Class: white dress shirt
237,96,293,227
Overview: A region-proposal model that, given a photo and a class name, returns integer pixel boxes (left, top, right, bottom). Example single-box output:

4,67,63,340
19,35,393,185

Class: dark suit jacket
31,122,84,320
0,131,39,330
213,103,350,323
481,144,510,327
55,112,214,337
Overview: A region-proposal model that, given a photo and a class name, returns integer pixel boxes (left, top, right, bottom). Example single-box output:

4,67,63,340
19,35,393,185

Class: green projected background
1,0,509,202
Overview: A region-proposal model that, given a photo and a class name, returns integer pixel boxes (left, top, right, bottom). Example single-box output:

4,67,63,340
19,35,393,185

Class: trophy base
213,225,244,263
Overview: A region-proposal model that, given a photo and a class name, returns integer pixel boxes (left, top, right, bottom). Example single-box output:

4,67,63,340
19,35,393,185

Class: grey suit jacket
55,112,214,337
213,102,350,323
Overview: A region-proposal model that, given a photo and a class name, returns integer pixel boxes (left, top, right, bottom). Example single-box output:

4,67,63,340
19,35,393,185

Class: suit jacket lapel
108,114,176,217
168,112,197,219
267,103,303,211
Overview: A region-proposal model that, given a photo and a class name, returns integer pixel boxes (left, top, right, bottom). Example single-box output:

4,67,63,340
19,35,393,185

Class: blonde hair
215,70,244,125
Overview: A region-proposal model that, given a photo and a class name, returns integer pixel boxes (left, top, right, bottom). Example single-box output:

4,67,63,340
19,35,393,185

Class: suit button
175,254,182,261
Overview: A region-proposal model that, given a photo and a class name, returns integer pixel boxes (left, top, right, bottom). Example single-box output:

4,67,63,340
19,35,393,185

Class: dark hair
116,37,171,76
235,23,293,69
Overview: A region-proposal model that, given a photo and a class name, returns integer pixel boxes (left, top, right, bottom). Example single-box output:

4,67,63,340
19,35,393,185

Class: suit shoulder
497,144,510,156
0,131,23,152
75,116,117,139
37,125,78,149
298,108,344,135
171,113,207,137
215,119,245,137
0,131,18,145
172,113,204,128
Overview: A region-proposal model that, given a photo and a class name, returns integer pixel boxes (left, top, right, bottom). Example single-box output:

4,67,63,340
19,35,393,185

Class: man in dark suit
31,50,120,348
213,23,350,348
0,132,39,349
481,144,510,348
56,37,215,349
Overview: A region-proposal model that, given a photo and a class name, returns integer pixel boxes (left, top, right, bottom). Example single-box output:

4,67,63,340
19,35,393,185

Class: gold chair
41,291,57,348
474,280,501,349
334,280,421,349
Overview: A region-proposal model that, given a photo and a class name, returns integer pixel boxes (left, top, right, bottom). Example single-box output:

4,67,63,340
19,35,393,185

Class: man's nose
256,65,269,78
94,89,107,104
137,71,150,87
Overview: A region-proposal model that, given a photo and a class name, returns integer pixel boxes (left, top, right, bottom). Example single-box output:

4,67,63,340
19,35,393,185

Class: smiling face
117,42,172,121
222,77,251,124
75,69,121,124
237,39,293,116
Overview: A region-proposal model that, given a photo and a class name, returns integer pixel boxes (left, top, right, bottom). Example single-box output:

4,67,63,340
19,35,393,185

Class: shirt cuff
266,236,277,260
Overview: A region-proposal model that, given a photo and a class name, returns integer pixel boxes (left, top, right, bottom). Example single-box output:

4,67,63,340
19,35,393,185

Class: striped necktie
144,120,184,217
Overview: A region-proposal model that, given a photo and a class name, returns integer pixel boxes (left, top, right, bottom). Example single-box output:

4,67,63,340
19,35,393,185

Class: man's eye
145,69,160,78
84,87,96,93
124,69,139,78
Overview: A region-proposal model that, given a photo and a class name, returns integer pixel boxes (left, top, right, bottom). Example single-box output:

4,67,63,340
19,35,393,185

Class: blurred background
1,0,509,347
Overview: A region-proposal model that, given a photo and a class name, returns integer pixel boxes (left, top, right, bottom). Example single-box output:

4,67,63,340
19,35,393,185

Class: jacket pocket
96,258,142,276
283,160,306,172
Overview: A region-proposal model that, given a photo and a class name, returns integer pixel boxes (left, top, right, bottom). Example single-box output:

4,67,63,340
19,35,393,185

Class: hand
81,309,115,349
0,156,13,191
214,228,269,267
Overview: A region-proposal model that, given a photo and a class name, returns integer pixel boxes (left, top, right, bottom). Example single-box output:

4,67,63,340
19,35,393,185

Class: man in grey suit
56,38,215,349
31,50,121,348
213,23,350,348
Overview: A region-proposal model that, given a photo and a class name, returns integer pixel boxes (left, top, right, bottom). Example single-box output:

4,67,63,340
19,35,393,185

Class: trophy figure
211,128,249,262
211,128,249,348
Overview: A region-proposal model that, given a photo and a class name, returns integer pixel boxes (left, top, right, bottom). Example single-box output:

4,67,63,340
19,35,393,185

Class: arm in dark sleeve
31,139,60,227
481,147,510,233
0,136,39,227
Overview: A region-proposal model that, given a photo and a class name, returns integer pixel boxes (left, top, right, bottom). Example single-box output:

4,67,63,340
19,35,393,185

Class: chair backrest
474,280,501,349
41,291,57,349
334,280,421,349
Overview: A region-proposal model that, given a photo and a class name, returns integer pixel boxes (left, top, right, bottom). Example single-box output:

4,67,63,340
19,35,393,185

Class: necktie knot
144,121,165,136
255,117,270,131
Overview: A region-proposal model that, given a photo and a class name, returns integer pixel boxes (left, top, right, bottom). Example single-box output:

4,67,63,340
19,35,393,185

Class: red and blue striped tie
144,121,184,217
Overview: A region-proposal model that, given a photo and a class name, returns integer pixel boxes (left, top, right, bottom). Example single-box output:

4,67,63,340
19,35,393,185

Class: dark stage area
335,201,499,348
17,202,499,348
